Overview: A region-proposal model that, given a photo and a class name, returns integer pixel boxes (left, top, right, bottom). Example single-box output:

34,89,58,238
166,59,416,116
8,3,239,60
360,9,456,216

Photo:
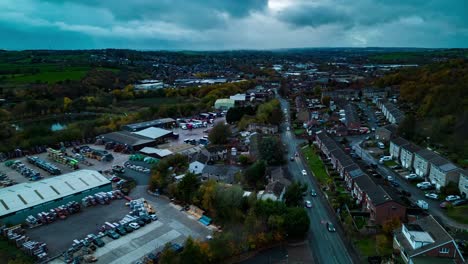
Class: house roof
123,118,175,131
401,143,422,153
429,157,456,171
366,185,394,206
132,127,172,140
394,215,459,259
140,147,173,157
415,149,439,162
354,174,375,191
390,137,410,147
381,124,398,134
202,165,241,183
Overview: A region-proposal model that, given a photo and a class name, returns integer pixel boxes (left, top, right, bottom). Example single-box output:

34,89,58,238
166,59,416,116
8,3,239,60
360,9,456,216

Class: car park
425,193,439,200
305,200,312,208
445,195,461,202
327,222,336,232
302,170,307,176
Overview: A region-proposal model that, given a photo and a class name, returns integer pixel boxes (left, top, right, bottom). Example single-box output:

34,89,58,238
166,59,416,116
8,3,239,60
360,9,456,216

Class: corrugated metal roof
0,170,110,217
132,127,172,140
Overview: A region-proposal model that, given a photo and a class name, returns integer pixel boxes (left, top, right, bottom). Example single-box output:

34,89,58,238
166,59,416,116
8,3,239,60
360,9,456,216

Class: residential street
278,96,356,264
351,141,468,231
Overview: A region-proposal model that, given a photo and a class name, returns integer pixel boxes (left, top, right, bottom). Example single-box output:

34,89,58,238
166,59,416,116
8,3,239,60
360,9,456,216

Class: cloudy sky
1,0,467,50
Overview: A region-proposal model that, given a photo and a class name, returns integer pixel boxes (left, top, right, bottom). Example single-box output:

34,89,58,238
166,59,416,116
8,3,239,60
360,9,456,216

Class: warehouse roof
132,127,172,140
0,170,110,217
100,131,154,146
123,118,175,131
139,147,173,157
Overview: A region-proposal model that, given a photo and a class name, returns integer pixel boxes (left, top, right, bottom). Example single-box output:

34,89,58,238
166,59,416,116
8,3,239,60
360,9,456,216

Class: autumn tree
177,172,200,203
208,123,231,145
284,181,308,207
244,160,266,188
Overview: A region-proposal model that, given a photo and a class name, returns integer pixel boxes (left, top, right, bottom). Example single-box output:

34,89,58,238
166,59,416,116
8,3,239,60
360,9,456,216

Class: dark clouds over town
1,0,467,50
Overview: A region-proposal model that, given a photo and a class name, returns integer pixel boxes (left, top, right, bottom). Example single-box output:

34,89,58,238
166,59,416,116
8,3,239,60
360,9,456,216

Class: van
417,200,429,210
377,142,385,149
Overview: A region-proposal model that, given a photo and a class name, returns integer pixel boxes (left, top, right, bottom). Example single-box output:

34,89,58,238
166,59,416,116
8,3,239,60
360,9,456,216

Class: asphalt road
352,142,468,230
278,96,355,264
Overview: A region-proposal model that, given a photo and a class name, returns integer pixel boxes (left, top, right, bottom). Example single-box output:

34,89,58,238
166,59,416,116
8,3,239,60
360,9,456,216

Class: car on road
302,170,307,176
425,193,439,200
452,199,468,207
390,181,400,187
286,127,290,131
129,222,140,230
327,222,336,232
417,200,429,210
290,156,295,161
416,182,432,189
305,200,312,208
445,195,461,202
310,190,317,197
386,176,393,181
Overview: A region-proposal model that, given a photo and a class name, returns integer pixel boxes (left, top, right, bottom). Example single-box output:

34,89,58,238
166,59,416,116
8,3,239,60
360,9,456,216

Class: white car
286,127,290,131
417,182,432,188
445,195,461,202
425,193,439,200
405,173,419,180
387,176,393,181
305,200,312,208
129,222,140,230
302,170,307,176
149,214,158,221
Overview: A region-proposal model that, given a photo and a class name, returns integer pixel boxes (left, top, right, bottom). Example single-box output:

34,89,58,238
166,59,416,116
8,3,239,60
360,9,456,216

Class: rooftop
0,170,110,217
132,127,172,139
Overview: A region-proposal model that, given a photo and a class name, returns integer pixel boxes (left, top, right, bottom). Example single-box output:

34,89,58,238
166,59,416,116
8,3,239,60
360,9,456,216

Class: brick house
458,170,468,198
315,131,338,158
375,124,398,143
352,174,374,205
428,157,461,190
344,104,361,131
399,143,421,169
393,215,465,264
363,185,406,225
413,149,439,178
390,137,410,160
344,164,365,190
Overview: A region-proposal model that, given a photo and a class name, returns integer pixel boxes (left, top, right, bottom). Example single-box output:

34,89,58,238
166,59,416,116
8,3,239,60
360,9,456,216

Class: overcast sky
1,0,467,50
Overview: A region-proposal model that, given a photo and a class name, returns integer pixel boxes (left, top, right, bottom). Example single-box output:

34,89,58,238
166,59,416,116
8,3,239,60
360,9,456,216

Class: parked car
439,201,451,209
327,222,336,232
290,156,294,161
386,176,393,181
302,170,307,176
129,222,140,230
390,181,400,187
93,237,105,247
310,190,317,197
425,193,439,200
115,226,127,236
149,214,158,221
107,230,120,239
445,195,461,202
417,200,429,210
123,225,134,233
305,200,312,208
405,174,420,181
416,182,432,189
452,199,468,207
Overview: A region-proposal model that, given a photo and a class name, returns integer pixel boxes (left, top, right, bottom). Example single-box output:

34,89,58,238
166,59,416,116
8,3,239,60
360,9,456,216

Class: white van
377,142,385,149
417,200,429,210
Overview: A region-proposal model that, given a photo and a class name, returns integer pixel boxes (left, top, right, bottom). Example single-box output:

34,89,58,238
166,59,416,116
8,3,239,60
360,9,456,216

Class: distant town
0,48,467,264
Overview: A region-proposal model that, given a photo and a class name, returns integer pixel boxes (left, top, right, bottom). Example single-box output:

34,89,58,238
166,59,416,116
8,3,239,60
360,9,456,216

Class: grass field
118,97,189,107
355,236,393,257
6,70,89,83
302,145,329,184
383,160,398,167
446,205,468,225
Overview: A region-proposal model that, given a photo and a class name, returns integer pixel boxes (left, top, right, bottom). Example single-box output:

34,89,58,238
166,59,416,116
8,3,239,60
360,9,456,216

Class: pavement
278,96,357,264
352,141,468,231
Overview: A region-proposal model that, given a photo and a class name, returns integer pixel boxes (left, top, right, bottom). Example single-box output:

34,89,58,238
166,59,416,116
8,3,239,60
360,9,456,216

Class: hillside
375,59,468,166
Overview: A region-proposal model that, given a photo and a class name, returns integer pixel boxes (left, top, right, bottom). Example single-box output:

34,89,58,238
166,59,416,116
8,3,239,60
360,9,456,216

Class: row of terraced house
390,137,468,197
315,131,407,225
315,131,465,264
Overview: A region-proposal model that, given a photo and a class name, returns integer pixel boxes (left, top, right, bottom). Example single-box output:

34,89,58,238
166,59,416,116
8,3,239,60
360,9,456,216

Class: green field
6,70,89,83
355,236,393,257
302,145,329,184
446,205,468,224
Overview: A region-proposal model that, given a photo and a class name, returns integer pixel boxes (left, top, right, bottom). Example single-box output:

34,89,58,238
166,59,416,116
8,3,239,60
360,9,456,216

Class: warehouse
98,130,156,151
122,118,176,132
0,170,111,225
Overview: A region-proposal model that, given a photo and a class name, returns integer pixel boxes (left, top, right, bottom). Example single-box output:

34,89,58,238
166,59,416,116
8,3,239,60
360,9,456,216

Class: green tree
177,172,199,203
398,114,416,140
284,207,310,239
244,160,266,188
259,136,284,165
159,243,179,264
179,237,207,264
208,123,231,145
284,181,308,207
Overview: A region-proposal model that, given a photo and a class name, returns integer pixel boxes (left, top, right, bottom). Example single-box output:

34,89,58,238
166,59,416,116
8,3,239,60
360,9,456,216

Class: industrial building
98,130,156,151
0,170,111,225
122,118,176,132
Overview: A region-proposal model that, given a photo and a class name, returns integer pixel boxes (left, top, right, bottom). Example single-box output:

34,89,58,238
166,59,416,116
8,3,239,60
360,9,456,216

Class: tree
159,243,179,264
284,182,307,207
398,114,416,140
321,95,331,107
198,180,217,216
376,234,390,255
208,123,231,145
179,237,207,264
238,154,252,166
258,136,284,165
214,185,244,221
177,172,199,203
244,160,266,188
382,217,401,235
284,207,310,239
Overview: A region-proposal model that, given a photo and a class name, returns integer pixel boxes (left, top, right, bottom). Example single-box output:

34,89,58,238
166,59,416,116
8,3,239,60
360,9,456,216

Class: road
352,142,468,231
278,96,356,264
